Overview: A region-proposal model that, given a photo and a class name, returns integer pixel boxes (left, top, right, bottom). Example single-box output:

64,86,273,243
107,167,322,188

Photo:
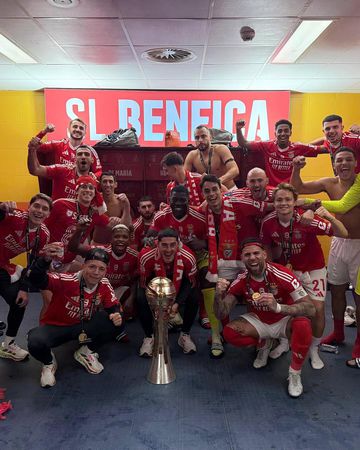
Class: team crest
67,209,73,217
123,262,130,271
223,242,235,259
288,152,295,159
294,230,302,239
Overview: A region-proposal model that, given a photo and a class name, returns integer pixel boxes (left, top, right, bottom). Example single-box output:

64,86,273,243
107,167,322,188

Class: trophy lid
146,277,176,300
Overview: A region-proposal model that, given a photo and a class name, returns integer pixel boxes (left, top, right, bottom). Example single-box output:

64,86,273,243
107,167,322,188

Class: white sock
289,366,301,375
79,345,92,355
4,336,15,347
311,336,322,349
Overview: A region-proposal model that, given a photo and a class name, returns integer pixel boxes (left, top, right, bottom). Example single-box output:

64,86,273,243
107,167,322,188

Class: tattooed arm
257,291,315,318
214,278,237,320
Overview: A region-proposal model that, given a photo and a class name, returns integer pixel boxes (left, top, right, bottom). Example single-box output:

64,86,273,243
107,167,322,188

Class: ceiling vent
141,48,196,64
46,0,80,8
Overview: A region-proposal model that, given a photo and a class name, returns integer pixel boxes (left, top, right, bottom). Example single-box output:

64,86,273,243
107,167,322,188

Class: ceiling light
272,20,333,64
47,0,80,7
0,34,37,64
142,48,197,63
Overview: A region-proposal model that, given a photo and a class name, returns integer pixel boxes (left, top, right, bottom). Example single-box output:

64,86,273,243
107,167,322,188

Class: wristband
275,303,282,313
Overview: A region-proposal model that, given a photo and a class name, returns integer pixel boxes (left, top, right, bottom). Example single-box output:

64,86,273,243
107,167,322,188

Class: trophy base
147,353,176,385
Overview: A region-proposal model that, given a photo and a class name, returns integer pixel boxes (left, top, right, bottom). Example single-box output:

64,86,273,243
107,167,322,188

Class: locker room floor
1,291,359,450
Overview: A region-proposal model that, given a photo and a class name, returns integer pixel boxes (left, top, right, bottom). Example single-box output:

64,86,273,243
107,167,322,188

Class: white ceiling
0,0,359,92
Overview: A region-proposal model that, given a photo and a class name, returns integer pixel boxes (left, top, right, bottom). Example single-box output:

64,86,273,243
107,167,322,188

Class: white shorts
294,268,327,302
218,260,245,281
241,313,291,339
327,237,360,286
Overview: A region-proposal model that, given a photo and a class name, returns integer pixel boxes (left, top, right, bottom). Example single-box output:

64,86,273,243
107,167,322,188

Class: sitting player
215,238,315,398
26,247,123,388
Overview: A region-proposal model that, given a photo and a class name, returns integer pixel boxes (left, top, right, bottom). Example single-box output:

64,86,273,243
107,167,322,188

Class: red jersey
132,216,152,250
45,164,98,200
166,170,204,207
260,210,333,271
103,245,139,289
139,244,197,289
41,271,118,326
150,206,207,242
45,199,109,263
249,140,322,185
0,210,50,277
38,139,102,176
228,262,307,324
323,132,360,173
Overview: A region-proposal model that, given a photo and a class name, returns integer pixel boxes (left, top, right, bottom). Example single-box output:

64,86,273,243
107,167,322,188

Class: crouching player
214,238,315,398
26,246,123,388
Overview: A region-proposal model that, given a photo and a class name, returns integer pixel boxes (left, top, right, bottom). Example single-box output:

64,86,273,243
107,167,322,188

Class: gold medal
78,332,88,344
252,292,261,301
286,263,293,271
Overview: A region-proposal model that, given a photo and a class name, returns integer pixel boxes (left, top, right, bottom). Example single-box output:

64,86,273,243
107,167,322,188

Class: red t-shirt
139,244,197,289
103,245,139,289
0,209,50,274
228,262,307,324
45,165,98,200
132,216,152,250
45,199,109,263
38,139,102,176
323,132,360,173
150,206,207,242
249,140,322,185
260,210,333,271
166,171,204,207
41,272,118,326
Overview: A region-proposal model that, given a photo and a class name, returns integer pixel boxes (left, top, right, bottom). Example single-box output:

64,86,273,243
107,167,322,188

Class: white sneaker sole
0,349,29,362
74,351,103,374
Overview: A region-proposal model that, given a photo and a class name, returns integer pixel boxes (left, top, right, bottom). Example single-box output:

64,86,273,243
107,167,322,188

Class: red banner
44,89,290,146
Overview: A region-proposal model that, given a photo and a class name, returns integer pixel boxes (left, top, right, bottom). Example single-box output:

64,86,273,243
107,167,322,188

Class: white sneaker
139,336,154,357
309,346,325,370
178,333,196,354
0,341,29,361
253,339,272,369
40,355,57,388
269,338,289,359
288,369,303,398
74,346,104,374
344,306,356,327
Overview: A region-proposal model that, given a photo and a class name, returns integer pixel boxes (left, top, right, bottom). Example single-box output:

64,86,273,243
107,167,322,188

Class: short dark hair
322,114,343,125
69,117,87,128
84,247,110,265
76,144,93,153
273,182,298,201
29,193,53,210
275,119,292,130
195,125,212,136
138,196,154,206
158,228,179,241
161,152,184,167
99,171,115,182
200,174,221,189
333,146,357,161
171,185,189,196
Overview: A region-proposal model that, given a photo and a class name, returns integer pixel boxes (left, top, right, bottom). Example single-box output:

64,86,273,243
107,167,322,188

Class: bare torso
92,196,125,244
324,177,360,239
187,145,236,189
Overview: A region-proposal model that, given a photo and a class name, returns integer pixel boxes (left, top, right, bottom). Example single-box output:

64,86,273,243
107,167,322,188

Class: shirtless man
184,125,239,190
92,172,132,244
290,147,360,366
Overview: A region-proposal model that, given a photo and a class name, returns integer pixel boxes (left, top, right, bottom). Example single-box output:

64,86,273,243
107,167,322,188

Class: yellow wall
1,90,359,263
0,91,45,203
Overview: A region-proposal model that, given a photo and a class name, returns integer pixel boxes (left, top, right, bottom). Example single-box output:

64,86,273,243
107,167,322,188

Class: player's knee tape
223,325,258,348
290,317,312,371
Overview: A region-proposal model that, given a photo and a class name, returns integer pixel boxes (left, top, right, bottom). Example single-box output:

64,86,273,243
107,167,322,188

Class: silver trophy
145,277,177,384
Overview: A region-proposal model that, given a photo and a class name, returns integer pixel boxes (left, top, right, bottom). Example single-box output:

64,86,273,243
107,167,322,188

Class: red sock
290,317,312,371
223,326,258,348
321,319,345,345
351,333,360,358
